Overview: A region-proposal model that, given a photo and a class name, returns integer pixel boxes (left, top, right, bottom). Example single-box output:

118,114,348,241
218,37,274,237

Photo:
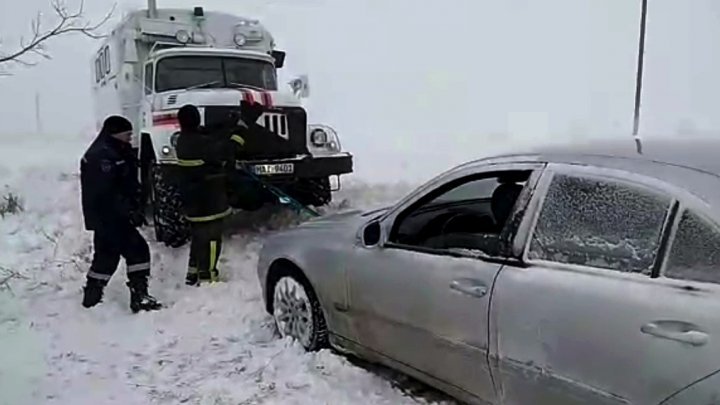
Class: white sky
1,0,719,180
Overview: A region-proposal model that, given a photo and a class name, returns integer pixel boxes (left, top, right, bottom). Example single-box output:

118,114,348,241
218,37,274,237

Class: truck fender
141,127,180,165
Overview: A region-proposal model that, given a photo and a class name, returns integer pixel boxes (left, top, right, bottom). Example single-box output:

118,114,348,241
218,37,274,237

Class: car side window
528,173,672,274
144,63,154,94
665,209,720,284
389,170,532,256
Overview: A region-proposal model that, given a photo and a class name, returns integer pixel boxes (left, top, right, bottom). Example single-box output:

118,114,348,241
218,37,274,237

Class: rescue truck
90,1,353,247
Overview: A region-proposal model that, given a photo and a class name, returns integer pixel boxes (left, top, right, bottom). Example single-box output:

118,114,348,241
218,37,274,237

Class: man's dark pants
87,224,151,284
187,219,224,283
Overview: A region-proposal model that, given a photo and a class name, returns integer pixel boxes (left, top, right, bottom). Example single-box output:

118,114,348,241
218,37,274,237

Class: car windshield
154,55,277,92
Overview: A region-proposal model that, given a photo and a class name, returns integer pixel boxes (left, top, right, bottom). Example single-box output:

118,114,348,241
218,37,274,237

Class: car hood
298,206,390,230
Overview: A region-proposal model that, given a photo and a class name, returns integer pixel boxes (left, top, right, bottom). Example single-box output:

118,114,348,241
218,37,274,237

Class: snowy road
0,137,456,405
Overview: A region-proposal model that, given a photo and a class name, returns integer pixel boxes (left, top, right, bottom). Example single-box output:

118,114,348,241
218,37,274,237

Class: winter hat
102,115,132,136
178,104,201,130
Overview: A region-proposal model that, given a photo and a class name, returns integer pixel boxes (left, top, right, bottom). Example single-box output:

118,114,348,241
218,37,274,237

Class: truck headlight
309,125,341,153
161,146,171,155
311,128,328,146
234,33,247,46
176,30,191,44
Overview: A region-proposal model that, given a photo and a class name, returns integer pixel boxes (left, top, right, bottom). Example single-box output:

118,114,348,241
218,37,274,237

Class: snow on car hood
300,209,366,228
297,206,391,231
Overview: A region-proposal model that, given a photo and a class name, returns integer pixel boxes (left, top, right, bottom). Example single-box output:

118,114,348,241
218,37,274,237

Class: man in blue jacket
79,116,162,313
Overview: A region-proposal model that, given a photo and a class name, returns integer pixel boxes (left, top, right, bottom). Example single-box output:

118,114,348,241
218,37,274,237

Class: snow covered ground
0,136,454,405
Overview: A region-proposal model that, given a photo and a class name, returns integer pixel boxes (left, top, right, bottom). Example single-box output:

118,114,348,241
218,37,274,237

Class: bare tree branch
0,0,116,70
0,266,27,292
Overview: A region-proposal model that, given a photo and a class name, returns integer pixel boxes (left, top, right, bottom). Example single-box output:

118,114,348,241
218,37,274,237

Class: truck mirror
288,75,310,98
271,50,286,68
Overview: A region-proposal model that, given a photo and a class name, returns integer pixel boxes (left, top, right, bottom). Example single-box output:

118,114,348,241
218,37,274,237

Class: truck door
140,62,155,129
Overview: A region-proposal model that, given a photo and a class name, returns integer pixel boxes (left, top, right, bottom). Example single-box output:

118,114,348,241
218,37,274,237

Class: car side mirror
288,74,310,98
362,221,381,247
271,50,286,68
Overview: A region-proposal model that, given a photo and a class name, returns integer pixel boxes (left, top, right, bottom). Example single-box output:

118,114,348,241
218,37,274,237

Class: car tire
269,266,329,351
150,165,190,248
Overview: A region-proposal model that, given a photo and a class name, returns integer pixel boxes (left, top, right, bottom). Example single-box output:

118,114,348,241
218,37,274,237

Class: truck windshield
155,56,277,92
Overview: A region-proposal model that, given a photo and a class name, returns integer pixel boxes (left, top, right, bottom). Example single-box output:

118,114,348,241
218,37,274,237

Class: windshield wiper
227,82,266,91
184,80,221,91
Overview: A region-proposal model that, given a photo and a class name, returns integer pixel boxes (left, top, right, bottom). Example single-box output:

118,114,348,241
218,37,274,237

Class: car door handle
641,321,710,347
450,279,488,298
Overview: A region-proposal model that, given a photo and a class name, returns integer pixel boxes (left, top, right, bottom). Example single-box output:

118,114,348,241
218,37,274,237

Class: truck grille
203,106,308,159
260,112,289,139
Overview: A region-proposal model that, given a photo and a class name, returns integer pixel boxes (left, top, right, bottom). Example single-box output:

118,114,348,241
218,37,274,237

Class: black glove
129,210,147,227
227,110,242,126
240,100,265,124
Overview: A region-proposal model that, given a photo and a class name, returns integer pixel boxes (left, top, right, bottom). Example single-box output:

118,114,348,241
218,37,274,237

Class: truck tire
288,178,332,207
150,165,190,248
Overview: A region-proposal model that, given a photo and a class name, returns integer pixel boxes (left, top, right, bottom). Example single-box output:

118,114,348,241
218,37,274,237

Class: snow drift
0,137,453,405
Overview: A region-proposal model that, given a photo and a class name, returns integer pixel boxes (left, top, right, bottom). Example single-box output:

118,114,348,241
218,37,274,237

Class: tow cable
236,163,321,218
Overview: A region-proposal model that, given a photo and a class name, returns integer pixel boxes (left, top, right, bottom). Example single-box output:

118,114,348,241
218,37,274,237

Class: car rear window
528,173,672,274
665,209,720,284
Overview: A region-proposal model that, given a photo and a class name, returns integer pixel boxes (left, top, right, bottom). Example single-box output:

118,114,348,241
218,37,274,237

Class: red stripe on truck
261,91,273,107
152,112,179,127
241,89,256,104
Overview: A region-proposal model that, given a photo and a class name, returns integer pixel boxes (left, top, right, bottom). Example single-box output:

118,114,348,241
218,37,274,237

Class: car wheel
270,271,329,351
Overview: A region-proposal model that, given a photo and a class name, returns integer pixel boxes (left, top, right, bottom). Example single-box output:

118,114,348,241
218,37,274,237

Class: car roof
532,137,720,175
461,136,720,207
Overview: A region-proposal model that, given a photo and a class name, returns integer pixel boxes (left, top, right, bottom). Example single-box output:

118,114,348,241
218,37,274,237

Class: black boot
185,270,199,286
82,278,106,308
127,277,162,313
197,268,220,284
210,268,220,283
186,256,199,286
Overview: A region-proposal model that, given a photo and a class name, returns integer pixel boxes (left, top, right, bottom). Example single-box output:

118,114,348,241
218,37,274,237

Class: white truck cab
90,3,353,247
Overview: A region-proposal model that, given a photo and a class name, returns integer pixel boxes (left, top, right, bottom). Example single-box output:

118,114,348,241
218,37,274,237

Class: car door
649,201,720,404
489,163,720,405
347,162,545,404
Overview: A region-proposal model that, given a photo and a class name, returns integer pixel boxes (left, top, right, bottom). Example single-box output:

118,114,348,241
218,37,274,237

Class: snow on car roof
531,136,720,177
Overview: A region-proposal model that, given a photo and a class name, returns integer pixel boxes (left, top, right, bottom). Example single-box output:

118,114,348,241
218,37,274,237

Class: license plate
251,163,294,175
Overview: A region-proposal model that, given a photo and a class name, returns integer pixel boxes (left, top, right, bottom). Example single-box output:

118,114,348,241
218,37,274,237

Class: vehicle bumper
235,153,353,179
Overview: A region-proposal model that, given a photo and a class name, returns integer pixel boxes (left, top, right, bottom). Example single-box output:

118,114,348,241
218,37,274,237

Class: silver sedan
256,137,720,405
